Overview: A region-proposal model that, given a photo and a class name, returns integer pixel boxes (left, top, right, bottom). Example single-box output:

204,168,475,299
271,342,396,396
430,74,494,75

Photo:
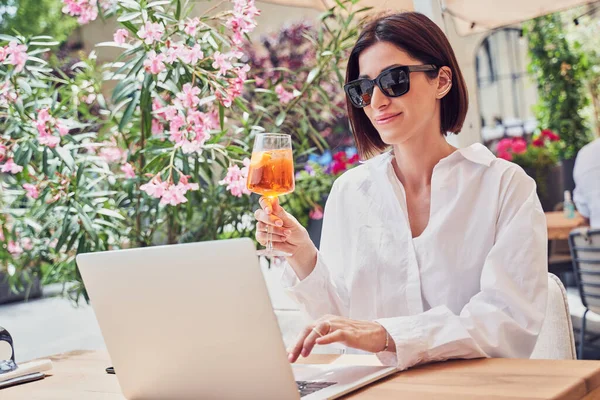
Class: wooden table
5,350,600,399
546,211,589,240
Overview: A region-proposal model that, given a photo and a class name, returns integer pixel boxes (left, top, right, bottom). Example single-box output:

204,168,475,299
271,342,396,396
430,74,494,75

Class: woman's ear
436,67,453,99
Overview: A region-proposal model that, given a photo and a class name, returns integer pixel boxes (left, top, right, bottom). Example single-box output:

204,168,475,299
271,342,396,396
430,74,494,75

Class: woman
254,12,548,370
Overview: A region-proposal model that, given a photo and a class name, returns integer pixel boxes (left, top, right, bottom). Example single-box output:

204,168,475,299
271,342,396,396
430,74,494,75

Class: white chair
530,273,576,360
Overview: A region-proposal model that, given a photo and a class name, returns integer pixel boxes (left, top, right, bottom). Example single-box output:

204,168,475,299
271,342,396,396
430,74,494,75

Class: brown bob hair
346,12,469,159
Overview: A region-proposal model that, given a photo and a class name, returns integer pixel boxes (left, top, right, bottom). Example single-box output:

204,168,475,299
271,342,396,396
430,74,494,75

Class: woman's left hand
287,315,391,363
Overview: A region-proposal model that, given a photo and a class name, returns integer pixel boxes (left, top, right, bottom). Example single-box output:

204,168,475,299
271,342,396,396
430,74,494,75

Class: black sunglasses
344,64,438,108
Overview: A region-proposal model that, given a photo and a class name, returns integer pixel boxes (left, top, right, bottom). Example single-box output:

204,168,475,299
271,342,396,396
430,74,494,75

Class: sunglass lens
346,80,374,108
380,69,408,96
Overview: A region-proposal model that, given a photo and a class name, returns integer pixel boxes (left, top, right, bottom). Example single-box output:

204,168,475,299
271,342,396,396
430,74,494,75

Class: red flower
541,129,560,142
497,151,513,161
348,154,360,164
332,151,347,163
532,138,545,147
511,138,527,154
331,160,347,174
496,138,512,153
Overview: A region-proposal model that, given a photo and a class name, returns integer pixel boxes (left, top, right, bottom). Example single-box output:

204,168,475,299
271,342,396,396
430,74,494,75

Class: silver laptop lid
77,238,299,400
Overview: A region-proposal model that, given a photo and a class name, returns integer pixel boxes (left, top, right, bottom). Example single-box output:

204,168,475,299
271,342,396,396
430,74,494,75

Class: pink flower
168,110,211,154
140,175,199,206
121,163,136,179
219,158,251,197
7,240,22,256
21,237,33,251
5,41,28,72
138,22,164,45
226,0,260,45
114,28,129,45
152,119,164,136
0,47,6,62
1,158,23,174
143,51,166,75
212,51,232,76
0,81,18,106
496,138,512,154
183,17,200,36
511,138,527,154
176,83,201,109
180,44,204,65
497,151,513,161
39,135,60,148
35,108,66,148
0,144,6,162
309,206,324,220
275,84,294,104
99,143,126,163
23,183,39,199
164,42,184,64
61,0,105,24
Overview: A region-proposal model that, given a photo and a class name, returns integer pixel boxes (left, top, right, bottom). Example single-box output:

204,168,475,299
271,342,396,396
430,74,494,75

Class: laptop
76,238,396,399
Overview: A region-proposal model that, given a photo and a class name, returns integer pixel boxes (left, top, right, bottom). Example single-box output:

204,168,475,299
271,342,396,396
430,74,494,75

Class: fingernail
288,353,294,362
276,220,283,227
265,207,271,214
284,229,292,235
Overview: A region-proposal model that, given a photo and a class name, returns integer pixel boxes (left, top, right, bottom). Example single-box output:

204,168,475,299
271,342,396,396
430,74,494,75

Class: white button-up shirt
281,143,548,370
574,138,600,228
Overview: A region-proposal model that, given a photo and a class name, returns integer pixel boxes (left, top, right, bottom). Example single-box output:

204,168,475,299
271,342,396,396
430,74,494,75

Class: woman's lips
375,113,402,125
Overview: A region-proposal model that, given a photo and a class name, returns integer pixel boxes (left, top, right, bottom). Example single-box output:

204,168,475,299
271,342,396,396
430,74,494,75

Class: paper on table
0,359,53,383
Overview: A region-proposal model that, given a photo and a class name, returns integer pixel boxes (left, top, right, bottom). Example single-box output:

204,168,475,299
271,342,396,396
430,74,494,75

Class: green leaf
0,34,19,42
275,112,287,127
175,0,181,19
307,67,320,84
143,153,170,173
119,90,141,133
118,12,142,22
73,202,98,242
219,103,225,131
96,208,126,220
54,147,75,171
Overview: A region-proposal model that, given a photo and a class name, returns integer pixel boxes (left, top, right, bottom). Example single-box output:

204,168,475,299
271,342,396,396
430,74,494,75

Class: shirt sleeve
375,168,548,370
280,180,350,318
573,157,590,218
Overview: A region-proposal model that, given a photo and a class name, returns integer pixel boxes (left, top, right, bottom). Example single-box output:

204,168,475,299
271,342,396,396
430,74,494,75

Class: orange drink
247,149,295,197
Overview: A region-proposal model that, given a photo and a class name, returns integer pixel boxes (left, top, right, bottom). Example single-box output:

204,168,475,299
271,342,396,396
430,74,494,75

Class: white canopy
260,0,597,35
443,0,597,35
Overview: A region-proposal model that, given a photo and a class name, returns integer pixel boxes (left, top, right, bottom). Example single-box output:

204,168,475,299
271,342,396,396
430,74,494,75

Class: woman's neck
392,131,456,192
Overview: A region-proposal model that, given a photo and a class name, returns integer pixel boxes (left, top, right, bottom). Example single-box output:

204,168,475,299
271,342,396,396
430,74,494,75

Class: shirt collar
367,143,495,170
455,143,495,167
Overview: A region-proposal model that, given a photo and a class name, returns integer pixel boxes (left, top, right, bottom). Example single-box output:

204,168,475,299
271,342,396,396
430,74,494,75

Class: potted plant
526,13,593,191
495,130,562,211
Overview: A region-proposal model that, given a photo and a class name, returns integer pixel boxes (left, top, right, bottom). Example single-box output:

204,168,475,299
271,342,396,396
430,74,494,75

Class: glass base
256,249,290,257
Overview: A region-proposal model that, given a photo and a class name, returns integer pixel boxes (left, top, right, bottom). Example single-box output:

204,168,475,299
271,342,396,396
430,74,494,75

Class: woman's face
357,41,446,146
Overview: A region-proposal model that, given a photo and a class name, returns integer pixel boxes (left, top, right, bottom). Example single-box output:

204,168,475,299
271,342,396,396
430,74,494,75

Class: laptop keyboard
297,380,337,397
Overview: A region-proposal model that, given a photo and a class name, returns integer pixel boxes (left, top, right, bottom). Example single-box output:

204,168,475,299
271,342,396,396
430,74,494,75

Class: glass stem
267,229,273,253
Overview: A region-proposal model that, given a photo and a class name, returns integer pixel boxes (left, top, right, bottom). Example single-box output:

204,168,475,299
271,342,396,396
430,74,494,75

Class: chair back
531,273,576,360
569,229,600,314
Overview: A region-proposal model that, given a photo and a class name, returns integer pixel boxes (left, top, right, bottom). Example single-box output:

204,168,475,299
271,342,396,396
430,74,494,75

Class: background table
5,350,600,399
546,211,588,240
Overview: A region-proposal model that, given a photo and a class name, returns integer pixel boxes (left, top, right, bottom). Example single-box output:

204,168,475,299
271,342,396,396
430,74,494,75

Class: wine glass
247,133,295,257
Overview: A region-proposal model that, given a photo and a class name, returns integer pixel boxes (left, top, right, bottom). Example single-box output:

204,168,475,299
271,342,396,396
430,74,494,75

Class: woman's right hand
254,196,318,280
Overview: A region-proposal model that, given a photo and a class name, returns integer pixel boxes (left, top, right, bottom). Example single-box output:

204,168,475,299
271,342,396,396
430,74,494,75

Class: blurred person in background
573,137,600,228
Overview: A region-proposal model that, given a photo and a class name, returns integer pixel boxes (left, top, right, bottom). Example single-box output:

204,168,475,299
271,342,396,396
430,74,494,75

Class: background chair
568,228,600,359
531,273,576,360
